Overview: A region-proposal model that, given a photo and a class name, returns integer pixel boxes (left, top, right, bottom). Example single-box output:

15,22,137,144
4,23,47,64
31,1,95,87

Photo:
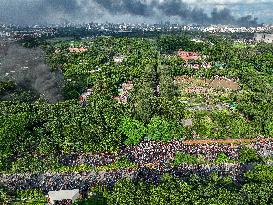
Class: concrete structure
79,88,93,106
182,119,193,127
254,33,273,43
47,189,80,205
113,55,126,63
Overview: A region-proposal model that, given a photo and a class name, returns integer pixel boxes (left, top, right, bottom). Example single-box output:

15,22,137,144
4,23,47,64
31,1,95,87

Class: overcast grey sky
0,0,272,25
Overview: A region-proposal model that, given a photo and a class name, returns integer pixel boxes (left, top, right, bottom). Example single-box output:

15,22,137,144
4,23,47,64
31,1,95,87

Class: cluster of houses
254,33,273,43
2,23,273,43
55,47,88,54
78,81,134,106
200,25,273,34
84,22,273,34
0,25,56,40
77,80,134,106
113,81,134,104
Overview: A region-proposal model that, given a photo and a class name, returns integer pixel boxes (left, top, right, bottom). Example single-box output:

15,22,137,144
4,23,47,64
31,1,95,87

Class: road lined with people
1,138,272,192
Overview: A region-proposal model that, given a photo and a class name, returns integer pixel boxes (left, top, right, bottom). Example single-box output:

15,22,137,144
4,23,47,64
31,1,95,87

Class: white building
113,55,126,63
254,33,273,43
47,189,80,205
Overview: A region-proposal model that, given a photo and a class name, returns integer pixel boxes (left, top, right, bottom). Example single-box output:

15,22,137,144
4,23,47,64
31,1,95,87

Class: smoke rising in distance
0,0,271,25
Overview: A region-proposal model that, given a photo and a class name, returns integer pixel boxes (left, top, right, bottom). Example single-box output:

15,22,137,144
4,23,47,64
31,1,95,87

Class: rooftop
177,50,201,61
48,189,80,204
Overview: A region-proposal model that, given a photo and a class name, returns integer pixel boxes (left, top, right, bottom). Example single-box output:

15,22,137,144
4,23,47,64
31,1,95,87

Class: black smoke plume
93,0,153,16
95,0,259,26
0,0,260,26
0,42,63,103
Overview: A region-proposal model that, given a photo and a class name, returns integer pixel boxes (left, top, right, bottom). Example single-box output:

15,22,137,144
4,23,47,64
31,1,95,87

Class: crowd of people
60,152,120,167
55,199,73,205
58,139,273,169
1,139,272,193
0,168,137,193
136,163,247,183
59,140,242,168
253,140,273,157
0,163,250,193
123,140,241,166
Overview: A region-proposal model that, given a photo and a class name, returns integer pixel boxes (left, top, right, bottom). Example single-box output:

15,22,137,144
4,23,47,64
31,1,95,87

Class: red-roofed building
177,50,201,61
68,47,88,53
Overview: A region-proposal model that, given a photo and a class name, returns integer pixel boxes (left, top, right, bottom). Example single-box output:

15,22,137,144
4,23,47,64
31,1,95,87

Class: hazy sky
0,0,272,25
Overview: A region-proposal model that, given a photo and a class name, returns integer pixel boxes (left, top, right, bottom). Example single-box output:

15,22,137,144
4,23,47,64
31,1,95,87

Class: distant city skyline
0,0,272,25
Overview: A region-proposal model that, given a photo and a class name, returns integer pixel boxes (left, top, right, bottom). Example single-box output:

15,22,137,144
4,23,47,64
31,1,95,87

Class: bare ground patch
175,76,240,93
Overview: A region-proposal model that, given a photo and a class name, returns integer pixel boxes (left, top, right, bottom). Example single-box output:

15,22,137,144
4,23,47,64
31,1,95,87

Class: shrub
173,152,200,165
215,153,231,164
119,117,146,145
239,146,262,164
